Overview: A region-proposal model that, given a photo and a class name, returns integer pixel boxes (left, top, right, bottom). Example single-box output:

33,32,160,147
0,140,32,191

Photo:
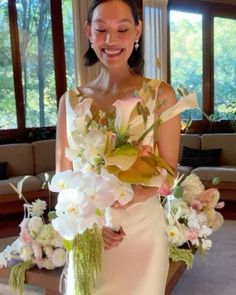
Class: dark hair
83,0,144,75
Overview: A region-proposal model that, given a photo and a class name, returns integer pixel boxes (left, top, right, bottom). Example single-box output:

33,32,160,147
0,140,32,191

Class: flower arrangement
0,180,66,295
49,80,199,295
163,173,224,268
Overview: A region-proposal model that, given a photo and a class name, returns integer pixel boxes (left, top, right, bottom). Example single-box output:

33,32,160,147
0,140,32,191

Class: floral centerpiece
163,173,224,268
49,80,199,295
0,179,66,295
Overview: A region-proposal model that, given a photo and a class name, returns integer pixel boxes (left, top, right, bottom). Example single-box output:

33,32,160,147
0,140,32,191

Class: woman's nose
105,31,118,45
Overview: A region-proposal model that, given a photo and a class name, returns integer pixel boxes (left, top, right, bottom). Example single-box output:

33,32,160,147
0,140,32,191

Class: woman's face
85,0,142,70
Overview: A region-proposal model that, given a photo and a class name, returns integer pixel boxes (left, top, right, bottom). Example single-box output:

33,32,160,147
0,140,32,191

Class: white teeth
104,49,122,55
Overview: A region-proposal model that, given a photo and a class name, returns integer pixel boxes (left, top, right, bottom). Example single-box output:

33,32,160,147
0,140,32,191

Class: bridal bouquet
0,181,66,295
50,81,199,295
163,173,224,268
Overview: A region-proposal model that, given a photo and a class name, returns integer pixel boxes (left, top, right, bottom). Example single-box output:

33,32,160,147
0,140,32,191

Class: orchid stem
137,118,161,144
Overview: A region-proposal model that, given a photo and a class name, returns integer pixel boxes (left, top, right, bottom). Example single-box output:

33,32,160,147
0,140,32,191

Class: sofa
0,139,56,216
178,133,236,201
0,133,235,217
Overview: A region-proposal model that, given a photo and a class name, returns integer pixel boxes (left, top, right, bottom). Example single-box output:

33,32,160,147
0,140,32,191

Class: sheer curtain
143,0,168,81
72,0,100,86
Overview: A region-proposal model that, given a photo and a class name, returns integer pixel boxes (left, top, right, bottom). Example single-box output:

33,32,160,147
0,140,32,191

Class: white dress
64,80,169,295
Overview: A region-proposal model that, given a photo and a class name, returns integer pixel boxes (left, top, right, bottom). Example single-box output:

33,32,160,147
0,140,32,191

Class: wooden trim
50,0,67,106
202,3,213,116
8,0,25,130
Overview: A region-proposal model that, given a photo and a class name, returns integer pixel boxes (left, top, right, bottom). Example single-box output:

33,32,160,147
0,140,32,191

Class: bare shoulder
157,81,177,109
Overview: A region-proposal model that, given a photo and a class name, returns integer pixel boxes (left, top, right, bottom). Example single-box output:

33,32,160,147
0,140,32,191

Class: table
0,260,187,295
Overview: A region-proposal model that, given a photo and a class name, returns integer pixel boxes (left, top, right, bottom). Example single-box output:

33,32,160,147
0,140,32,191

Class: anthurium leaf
104,144,138,171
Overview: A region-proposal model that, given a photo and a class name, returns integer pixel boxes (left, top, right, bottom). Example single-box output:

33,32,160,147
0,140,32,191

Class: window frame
167,0,236,133
0,0,66,143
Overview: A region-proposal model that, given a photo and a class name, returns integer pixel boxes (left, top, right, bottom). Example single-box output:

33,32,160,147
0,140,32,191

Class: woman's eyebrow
93,18,132,24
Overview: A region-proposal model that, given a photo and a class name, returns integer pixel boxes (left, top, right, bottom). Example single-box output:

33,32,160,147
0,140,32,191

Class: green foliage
0,0,75,130
73,226,103,295
9,261,32,295
170,11,236,121
169,243,194,269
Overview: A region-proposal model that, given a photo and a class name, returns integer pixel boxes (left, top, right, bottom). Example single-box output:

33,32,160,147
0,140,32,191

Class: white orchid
49,170,75,192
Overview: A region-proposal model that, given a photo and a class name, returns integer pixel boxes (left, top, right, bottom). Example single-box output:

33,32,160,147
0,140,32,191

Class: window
214,17,236,120
169,10,202,120
0,1,17,129
62,0,76,88
17,0,57,128
0,0,75,143
168,0,236,132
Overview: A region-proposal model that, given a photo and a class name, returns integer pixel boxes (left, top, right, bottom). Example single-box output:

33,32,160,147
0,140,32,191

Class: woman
56,0,180,294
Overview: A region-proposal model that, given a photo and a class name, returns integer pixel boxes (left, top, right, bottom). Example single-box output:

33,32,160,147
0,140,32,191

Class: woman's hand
112,185,159,209
102,226,126,250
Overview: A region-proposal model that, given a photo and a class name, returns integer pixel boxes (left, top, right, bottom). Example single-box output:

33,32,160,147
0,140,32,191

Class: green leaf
64,239,74,251
48,211,57,221
212,176,221,185
173,186,183,198
95,208,103,217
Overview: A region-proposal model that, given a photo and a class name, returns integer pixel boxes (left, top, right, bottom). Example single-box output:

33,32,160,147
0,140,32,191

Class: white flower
181,174,205,204
113,97,143,137
82,130,107,163
167,225,187,246
20,246,33,261
160,92,199,122
49,170,75,192
199,225,213,238
51,248,66,267
31,199,47,217
28,216,44,235
188,210,201,230
52,231,64,248
73,97,93,135
201,239,212,250
43,246,53,258
100,169,133,205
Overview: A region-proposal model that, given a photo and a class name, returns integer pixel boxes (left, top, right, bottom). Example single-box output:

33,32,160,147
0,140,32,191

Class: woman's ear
84,21,92,39
136,20,142,40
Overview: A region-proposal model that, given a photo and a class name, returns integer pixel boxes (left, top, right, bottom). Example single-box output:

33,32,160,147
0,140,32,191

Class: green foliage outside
170,11,236,121
0,0,75,130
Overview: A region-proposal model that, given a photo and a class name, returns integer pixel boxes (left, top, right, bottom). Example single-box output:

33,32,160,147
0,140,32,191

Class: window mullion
50,0,67,106
202,5,215,120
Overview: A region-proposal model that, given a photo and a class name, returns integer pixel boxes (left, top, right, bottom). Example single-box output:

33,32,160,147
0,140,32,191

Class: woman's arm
56,94,73,172
155,82,181,173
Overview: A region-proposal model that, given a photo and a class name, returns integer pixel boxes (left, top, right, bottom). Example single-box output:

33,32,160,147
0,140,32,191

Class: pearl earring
90,40,94,49
134,40,139,50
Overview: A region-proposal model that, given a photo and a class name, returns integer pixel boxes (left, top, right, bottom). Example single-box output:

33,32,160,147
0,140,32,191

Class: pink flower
197,188,219,206
215,201,225,209
158,182,171,197
186,229,199,241
20,229,32,244
191,199,203,211
32,242,42,260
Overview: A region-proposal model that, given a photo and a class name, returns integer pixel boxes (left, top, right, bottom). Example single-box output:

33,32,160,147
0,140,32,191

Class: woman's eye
118,29,128,33
95,29,106,33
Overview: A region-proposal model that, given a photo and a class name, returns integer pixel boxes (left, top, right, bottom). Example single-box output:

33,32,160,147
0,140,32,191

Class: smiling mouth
102,48,124,57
